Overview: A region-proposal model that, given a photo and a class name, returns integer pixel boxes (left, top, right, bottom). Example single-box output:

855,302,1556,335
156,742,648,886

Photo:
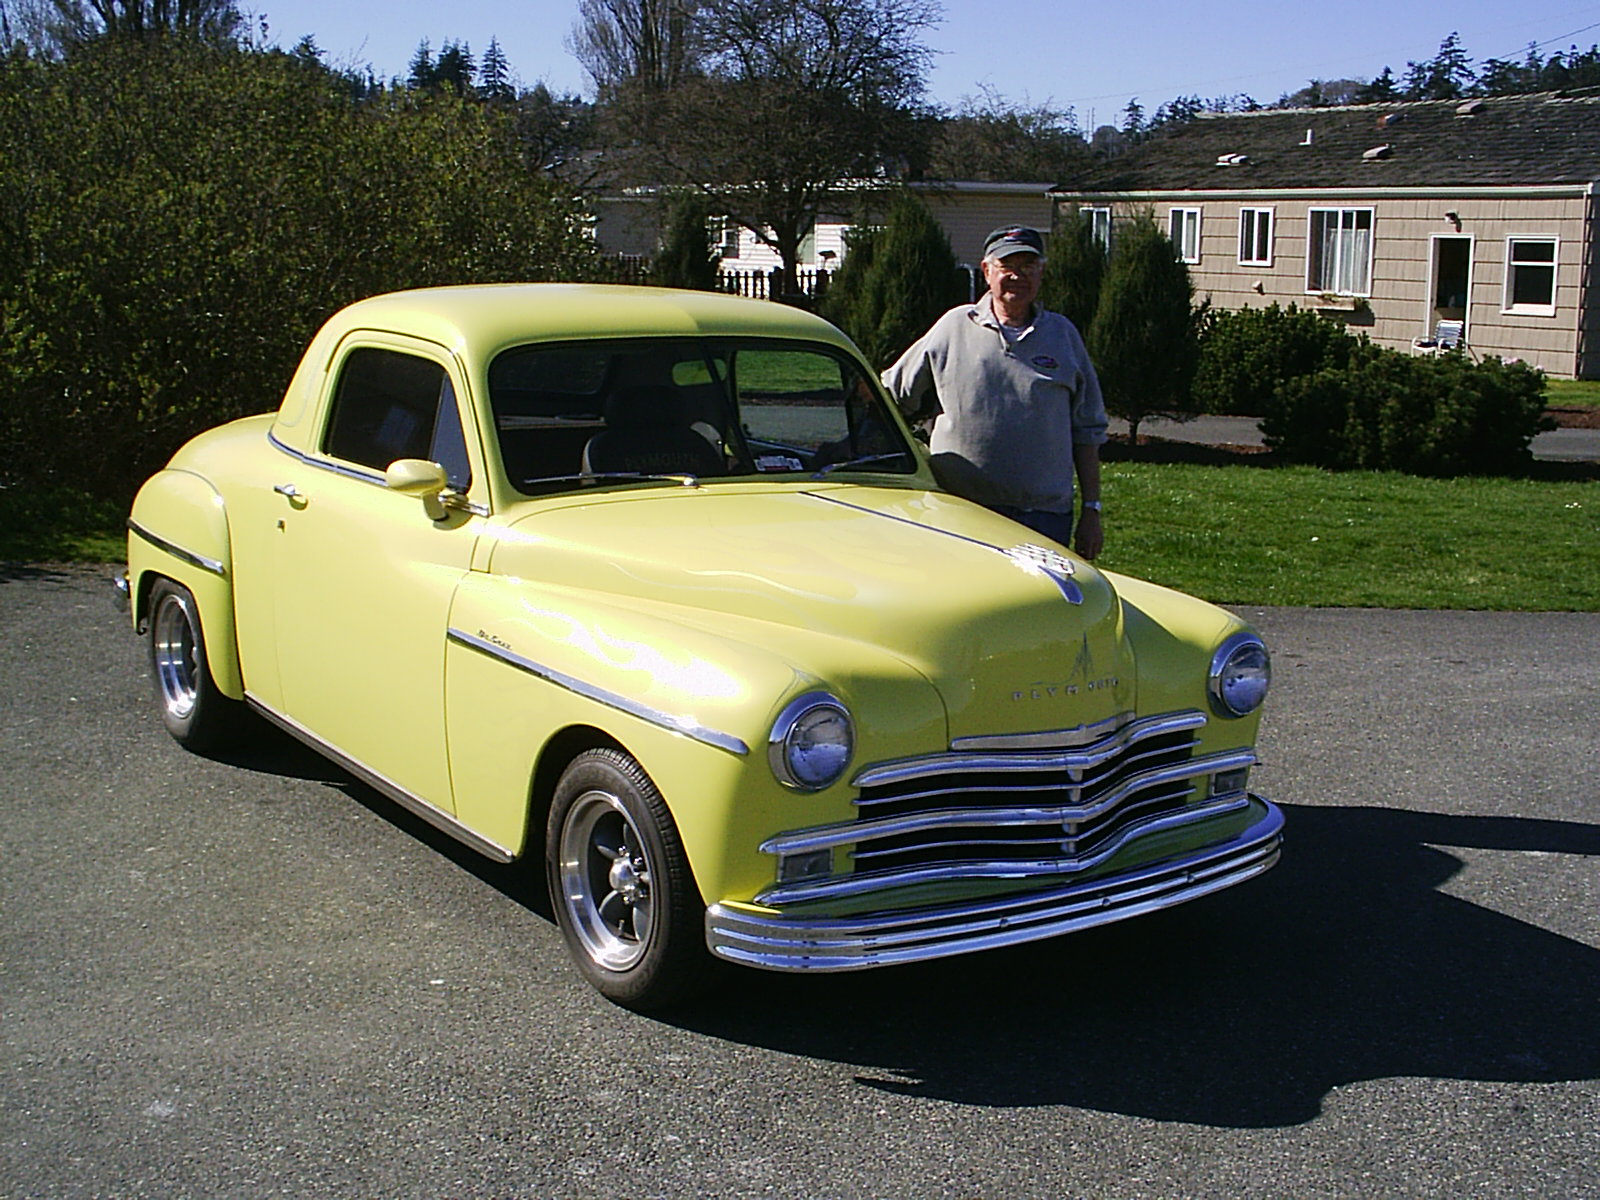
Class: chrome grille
758,710,1257,905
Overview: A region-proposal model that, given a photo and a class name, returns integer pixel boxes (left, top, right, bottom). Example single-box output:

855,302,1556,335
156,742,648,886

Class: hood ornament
1006,543,1083,605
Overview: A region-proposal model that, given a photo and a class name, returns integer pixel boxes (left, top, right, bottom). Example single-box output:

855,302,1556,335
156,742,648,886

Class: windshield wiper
810,452,913,480
520,472,703,489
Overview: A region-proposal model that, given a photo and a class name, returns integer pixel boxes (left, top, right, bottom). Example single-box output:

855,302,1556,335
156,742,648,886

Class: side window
1169,207,1201,264
323,348,471,490
1239,207,1274,266
1504,237,1557,313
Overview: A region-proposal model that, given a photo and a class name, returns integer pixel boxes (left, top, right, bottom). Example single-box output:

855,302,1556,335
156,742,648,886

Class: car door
269,335,483,813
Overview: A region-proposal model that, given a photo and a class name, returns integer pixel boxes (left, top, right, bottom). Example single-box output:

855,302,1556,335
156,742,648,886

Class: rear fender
127,468,244,700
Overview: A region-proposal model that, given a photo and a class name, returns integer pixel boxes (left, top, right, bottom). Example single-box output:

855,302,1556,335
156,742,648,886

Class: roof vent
1377,112,1406,128
1456,98,1485,116
1300,128,1315,146
1214,153,1250,166
1362,144,1393,161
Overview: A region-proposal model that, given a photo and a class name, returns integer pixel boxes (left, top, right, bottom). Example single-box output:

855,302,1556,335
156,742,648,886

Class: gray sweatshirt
882,301,1107,513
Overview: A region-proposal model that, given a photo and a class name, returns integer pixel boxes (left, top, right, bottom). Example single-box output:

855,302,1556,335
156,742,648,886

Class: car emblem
1006,543,1083,605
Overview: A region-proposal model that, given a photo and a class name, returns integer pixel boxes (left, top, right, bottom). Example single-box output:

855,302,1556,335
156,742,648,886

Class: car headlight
1209,633,1271,717
768,693,854,791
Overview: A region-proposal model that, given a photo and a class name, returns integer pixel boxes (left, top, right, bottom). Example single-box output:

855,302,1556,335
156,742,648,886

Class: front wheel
147,578,244,753
546,749,712,1010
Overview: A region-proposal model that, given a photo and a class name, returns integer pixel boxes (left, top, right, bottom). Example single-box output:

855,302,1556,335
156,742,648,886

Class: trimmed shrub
820,193,965,369
650,194,720,291
1193,302,1357,417
1263,343,1551,475
1041,206,1106,335
1086,213,1201,440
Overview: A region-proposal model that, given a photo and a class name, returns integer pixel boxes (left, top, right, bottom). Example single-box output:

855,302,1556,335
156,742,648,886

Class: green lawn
7,464,1598,611
1544,378,1600,408
1097,462,1599,611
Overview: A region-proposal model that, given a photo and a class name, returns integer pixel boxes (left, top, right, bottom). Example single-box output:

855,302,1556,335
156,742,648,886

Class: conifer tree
1041,207,1106,335
821,193,962,369
1087,213,1201,441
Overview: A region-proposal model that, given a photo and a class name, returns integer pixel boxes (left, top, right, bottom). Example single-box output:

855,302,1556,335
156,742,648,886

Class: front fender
442,571,948,906
127,468,243,700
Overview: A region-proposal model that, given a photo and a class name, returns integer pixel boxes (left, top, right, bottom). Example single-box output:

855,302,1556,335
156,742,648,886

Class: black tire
146,578,244,754
546,748,714,1011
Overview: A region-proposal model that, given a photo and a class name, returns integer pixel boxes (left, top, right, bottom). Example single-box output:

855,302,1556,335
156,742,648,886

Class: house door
1427,235,1473,335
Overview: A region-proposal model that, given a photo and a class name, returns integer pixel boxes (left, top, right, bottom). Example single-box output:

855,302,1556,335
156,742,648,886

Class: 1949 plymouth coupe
122,283,1280,1010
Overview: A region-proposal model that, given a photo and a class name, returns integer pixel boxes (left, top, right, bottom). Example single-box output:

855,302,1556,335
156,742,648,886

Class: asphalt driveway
3,566,1596,1199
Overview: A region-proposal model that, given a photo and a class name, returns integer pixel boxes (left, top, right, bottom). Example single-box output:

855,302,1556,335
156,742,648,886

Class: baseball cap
982,226,1045,260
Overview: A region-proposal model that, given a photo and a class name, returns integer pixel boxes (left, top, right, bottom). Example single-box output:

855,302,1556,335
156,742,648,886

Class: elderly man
882,225,1106,559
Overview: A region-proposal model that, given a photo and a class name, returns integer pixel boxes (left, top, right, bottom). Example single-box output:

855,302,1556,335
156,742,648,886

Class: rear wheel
546,748,712,1011
147,578,243,753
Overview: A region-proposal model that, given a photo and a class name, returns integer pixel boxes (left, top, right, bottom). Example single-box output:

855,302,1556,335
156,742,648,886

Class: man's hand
1075,509,1103,560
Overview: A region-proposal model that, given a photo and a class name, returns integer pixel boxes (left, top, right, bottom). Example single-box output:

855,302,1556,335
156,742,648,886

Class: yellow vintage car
124,284,1280,1010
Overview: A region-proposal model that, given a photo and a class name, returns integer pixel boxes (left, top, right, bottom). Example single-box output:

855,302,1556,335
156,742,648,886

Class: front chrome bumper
705,798,1283,972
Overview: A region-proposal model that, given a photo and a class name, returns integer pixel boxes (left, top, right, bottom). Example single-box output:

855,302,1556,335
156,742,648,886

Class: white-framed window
1086,206,1112,249
1306,207,1373,295
1169,207,1201,263
1503,237,1558,313
715,217,741,259
1238,207,1274,266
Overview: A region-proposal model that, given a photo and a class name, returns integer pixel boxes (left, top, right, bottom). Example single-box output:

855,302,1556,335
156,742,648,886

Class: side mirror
385,458,450,520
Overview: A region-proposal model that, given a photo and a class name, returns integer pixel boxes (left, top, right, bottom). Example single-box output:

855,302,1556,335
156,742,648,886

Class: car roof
323,283,859,363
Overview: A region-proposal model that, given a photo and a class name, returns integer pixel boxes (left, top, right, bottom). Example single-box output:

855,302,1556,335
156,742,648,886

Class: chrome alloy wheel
557,788,657,971
151,589,202,722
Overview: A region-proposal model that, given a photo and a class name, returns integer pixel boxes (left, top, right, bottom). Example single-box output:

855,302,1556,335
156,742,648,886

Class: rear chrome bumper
705,797,1283,972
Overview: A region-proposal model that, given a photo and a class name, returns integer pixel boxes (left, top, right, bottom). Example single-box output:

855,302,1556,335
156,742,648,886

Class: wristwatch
1081,500,1103,513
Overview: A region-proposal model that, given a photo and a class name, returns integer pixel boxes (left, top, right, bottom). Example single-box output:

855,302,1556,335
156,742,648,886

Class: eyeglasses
987,257,1043,276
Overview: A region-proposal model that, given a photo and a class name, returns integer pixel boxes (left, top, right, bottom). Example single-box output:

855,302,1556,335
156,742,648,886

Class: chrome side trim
269,429,385,485
126,520,227,578
757,782,1254,905
446,628,750,757
244,696,516,864
857,711,1209,787
268,431,489,515
706,799,1284,971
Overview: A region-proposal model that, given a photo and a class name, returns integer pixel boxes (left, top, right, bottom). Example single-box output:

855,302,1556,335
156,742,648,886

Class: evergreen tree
650,193,719,290
1354,66,1399,104
1041,206,1106,336
407,38,434,89
479,36,512,101
820,193,962,370
434,40,474,94
1087,214,1201,441
1402,32,1474,100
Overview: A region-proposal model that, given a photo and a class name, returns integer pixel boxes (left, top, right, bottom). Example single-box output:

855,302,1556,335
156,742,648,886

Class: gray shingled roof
1054,93,1600,193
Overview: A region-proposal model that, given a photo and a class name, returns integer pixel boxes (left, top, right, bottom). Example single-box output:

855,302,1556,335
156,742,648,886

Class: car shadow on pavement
668,802,1600,1129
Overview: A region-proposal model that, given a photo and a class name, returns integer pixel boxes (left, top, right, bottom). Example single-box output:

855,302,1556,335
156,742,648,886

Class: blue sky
248,0,1600,125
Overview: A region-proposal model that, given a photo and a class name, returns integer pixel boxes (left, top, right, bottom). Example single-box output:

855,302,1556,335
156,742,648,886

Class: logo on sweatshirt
1031,354,1059,369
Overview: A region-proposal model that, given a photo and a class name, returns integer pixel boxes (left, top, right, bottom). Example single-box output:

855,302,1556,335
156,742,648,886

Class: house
1048,93,1600,379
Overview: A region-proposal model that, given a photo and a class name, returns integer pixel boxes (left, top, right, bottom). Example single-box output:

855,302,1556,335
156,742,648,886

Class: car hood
489,483,1136,739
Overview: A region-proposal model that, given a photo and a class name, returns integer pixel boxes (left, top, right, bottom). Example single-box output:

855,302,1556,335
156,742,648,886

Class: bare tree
568,0,702,94
46,0,242,45
620,0,940,294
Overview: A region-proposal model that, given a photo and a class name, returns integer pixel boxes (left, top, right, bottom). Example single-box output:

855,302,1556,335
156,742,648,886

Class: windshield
488,337,916,495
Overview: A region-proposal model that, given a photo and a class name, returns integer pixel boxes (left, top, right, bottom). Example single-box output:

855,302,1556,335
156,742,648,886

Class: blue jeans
989,504,1074,546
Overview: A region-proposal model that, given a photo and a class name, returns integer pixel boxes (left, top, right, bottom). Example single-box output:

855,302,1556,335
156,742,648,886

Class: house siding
1075,191,1595,377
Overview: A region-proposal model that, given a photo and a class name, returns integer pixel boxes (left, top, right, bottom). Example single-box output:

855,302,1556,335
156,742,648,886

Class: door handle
273,482,308,508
